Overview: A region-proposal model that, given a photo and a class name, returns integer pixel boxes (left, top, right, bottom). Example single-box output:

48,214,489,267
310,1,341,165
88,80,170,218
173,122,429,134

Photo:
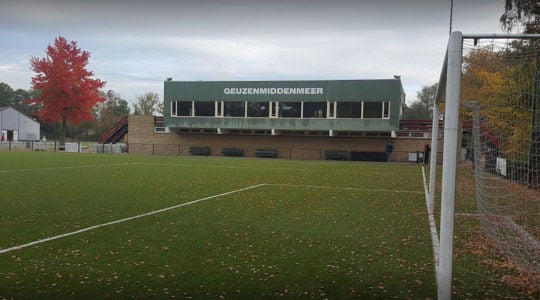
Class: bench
324,150,349,161
255,148,278,158
189,146,211,156
222,148,244,157
350,151,386,162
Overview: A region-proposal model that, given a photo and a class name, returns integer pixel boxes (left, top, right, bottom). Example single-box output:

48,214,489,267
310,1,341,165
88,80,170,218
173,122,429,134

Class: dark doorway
7,130,14,142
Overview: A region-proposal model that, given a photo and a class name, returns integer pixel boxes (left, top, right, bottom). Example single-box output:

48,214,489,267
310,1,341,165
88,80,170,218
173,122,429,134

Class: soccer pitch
0,151,435,298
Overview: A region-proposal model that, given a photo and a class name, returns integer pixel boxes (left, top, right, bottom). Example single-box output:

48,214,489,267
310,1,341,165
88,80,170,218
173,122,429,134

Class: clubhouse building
126,78,436,161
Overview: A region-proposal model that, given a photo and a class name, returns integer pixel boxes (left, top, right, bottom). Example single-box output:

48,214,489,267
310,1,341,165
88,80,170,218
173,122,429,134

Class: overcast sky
0,0,507,105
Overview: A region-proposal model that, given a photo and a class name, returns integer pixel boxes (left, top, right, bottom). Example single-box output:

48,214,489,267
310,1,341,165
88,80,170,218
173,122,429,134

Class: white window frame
383,101,390,119
270,101,279,118
215,101,224,117
327,101,337,118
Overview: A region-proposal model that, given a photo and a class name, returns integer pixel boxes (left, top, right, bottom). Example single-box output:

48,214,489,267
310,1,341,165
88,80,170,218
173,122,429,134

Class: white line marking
0,161,421,175
0,163,138,173
0,184,266,255
266,183,424,194
422,166,440,279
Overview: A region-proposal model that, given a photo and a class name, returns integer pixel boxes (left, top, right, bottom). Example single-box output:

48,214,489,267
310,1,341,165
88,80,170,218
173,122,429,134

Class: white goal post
431,31,540,300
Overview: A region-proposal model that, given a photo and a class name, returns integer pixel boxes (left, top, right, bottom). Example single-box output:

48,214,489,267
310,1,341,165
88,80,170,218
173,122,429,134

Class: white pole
438,31,463,300
428,103,440,213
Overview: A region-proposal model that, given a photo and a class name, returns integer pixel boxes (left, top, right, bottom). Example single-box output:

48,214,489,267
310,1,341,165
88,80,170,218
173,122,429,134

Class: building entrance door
7,130,15,141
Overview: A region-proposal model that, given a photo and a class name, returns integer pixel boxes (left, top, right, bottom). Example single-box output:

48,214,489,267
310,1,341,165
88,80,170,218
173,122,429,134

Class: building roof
0,106,40,124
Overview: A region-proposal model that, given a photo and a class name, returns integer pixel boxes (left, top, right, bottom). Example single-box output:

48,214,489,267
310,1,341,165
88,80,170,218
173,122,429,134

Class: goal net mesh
460,37,540,282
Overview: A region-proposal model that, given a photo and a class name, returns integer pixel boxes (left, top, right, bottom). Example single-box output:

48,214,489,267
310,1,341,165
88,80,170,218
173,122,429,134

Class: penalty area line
0,183,266,255
266,183,424,194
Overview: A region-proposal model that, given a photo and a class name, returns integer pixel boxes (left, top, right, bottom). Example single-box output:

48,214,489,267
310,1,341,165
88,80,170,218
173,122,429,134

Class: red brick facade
127,116,438,162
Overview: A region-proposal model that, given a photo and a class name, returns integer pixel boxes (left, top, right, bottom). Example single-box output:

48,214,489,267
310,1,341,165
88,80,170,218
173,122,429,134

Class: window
363,102,383,118
178,101,193,116
247,101,269,117
194,101,215,116
279,102,301,118
303,102,326,118
337,102,361,118
171,101,177,116
224,101,245,117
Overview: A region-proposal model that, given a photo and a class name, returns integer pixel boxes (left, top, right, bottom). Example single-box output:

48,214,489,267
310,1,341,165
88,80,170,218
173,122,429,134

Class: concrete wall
127,115,439,162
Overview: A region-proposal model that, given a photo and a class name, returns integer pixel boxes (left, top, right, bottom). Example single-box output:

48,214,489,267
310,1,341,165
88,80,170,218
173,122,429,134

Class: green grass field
0,152,435,298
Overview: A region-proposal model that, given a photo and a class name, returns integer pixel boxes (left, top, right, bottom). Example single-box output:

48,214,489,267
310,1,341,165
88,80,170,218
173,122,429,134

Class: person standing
424,144,431,165
385,141,394,162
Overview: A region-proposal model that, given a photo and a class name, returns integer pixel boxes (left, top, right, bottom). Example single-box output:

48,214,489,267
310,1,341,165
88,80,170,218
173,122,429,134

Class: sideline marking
0,184,265,255
422,166,441,277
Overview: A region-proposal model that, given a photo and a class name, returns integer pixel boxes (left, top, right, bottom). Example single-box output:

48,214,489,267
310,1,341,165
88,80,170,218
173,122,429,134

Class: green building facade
163,79,405,136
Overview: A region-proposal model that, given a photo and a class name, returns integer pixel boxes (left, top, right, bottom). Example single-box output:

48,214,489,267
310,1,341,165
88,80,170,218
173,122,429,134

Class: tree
0,82,39,116
133,92,160,116
500,0,540,33
0,82,15,107
93,90,131,137
460,47,532,160
28,36,105,146
404,83,437,119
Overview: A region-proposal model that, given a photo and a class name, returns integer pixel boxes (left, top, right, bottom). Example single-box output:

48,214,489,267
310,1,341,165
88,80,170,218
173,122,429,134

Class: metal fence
0,141,126,154
0,141,430,163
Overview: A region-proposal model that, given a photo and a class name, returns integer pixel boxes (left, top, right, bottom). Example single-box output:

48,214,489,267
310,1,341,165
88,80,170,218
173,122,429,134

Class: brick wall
127,116,440,162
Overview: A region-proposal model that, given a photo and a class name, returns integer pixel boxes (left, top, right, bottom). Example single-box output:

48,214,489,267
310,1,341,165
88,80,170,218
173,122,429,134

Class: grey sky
0,0,507,105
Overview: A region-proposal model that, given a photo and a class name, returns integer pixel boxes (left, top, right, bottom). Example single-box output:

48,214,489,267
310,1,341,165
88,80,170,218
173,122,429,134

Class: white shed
0,106,40,141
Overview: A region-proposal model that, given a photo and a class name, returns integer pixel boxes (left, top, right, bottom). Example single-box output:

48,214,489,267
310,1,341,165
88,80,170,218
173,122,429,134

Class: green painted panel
164,79,404,103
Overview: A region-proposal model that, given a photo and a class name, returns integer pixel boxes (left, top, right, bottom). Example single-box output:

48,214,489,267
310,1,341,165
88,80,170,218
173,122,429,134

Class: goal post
437,30,463,300
431,32,540,299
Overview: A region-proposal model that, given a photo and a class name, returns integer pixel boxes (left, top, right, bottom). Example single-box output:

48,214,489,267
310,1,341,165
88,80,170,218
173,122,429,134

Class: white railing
0,141,126,154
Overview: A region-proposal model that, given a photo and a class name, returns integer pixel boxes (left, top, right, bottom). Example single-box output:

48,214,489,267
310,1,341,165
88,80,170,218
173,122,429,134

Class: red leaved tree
29,36,105,146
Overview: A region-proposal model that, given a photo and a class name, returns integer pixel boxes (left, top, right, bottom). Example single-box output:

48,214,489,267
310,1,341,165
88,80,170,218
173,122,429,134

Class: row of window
171,101,391,119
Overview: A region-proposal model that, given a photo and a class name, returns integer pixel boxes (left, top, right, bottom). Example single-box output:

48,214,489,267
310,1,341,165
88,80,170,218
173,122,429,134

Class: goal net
432,33,540,298
462,37,540,277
